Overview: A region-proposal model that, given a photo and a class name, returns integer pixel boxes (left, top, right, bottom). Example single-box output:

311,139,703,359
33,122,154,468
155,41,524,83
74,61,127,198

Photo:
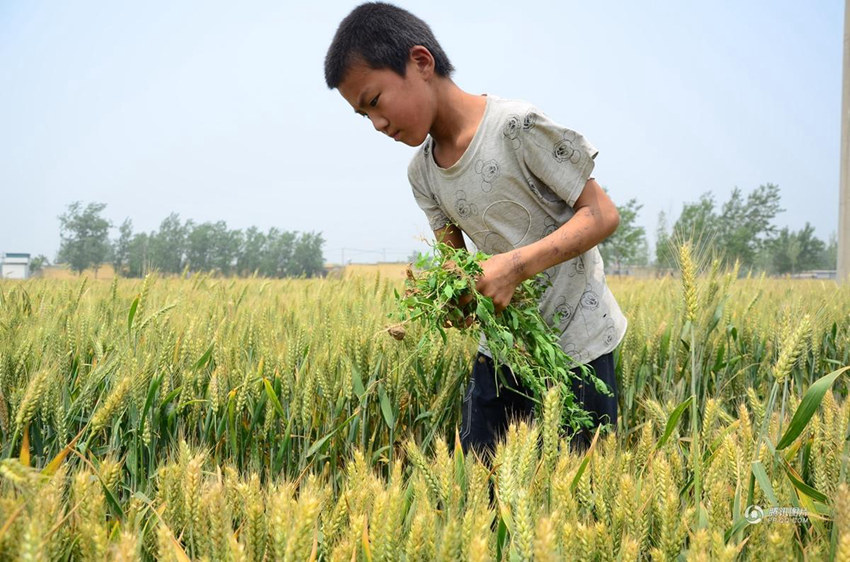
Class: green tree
656,184,784,271
185,220,215,272
113,218,134,276
29,255,49,275
676,193,717,240
768,223,827,274
238,226,267,275
126,233,150,278
101,208,326,279
599,198,648,272
292,232,325,277
655,194,720,269
210,222,242,275
149,213,187,274
715,184,783,267
261,228,296,277
185,220,242,275
823,232,838,269
672,193,718,260
655,211,674,269
57,201,112,275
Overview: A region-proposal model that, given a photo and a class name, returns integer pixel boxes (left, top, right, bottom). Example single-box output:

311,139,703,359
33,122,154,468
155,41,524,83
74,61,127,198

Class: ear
409,45,435,79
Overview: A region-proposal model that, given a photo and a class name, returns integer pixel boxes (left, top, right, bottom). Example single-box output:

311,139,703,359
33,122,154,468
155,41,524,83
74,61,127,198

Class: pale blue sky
1,1,844,264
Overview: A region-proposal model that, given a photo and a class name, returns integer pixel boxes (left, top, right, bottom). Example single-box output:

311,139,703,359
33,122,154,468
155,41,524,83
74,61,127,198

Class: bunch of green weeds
389,242,609,434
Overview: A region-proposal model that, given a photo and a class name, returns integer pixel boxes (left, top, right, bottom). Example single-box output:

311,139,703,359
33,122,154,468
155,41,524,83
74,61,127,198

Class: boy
325,2,627,456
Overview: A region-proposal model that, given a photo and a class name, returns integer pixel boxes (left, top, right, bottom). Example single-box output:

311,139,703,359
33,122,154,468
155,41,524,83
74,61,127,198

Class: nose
370,114,390,134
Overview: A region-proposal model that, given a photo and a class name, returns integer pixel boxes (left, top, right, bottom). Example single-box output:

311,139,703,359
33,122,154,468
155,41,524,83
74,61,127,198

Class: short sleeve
519,109,598,207
408,165,451,231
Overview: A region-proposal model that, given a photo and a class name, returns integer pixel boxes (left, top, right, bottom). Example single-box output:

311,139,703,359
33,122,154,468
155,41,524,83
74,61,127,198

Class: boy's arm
433,223,478,327
434,223,467,250
476,178,619,312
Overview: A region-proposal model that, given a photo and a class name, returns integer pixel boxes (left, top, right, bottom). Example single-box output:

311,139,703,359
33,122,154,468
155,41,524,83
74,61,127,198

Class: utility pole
840,0,850,284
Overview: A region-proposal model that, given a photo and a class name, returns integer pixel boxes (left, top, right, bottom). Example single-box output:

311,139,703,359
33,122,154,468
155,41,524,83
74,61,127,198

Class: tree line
599,183,837,275
48,184,837,279
55,202,326,278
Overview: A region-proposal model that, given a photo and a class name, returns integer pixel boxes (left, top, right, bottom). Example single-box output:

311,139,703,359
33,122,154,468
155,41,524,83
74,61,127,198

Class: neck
428,79,486,148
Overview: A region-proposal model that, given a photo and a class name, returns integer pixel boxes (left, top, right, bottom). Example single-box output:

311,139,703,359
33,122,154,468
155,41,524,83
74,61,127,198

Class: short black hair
324,2,454,89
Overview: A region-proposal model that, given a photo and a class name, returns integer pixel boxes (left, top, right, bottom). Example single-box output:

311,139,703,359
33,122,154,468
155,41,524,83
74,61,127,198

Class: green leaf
139,373,162,434
305,434,331,460
306,412,358,458
570,426,601,493
127,296,139,335
495,516,508,561
479,298,494,315
776,366,849,450
263,378,285,418
656,395,693,449
192,343,214,371
378,385,395,431
279,415,293,458
751,461,778,506
351,362,366,401
159,387,181,410
724,516,750,542
90,462,123,523
781,459,828,503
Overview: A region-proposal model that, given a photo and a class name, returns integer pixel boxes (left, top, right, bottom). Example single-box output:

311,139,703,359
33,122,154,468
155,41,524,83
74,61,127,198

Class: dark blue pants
459,351,618,459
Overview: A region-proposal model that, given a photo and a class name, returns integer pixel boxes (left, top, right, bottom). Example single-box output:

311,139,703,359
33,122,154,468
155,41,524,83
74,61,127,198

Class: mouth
391,131,402,141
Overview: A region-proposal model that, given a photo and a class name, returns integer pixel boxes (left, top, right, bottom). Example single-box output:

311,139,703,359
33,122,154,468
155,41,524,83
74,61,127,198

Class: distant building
1,253,31,279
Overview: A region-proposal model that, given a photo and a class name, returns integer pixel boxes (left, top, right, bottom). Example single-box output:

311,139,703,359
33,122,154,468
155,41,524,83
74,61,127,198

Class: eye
369,95,379,107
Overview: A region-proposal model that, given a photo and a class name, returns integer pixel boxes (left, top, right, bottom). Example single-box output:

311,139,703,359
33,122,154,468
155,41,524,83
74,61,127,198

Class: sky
0,1,845,265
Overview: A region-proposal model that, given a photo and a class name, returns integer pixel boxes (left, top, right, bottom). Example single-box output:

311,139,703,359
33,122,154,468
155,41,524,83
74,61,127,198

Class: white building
1,253,30,279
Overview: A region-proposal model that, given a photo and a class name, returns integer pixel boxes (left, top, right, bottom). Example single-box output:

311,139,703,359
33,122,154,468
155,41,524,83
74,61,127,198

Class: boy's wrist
508,244,547,284
511,233,582,282
505,249,530,285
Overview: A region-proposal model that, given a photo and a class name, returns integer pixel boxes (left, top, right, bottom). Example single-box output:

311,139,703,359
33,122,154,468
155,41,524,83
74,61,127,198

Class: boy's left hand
475,251,525,314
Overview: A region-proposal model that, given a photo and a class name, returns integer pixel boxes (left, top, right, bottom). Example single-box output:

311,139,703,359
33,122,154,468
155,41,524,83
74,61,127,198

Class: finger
457,293,474,307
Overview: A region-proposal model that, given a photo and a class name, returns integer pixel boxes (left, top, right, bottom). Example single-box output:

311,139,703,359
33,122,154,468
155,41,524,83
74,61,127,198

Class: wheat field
0,266,848,560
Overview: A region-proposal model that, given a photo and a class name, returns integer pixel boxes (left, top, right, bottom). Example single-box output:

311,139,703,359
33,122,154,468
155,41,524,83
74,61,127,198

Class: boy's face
337,58,434,147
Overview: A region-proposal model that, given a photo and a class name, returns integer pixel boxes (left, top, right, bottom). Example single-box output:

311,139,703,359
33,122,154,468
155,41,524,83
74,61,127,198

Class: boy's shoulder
484,94,540,116
483,93,537,112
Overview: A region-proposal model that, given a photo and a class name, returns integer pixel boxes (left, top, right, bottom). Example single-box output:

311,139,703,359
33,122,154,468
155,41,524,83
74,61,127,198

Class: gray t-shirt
407,94,627,364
